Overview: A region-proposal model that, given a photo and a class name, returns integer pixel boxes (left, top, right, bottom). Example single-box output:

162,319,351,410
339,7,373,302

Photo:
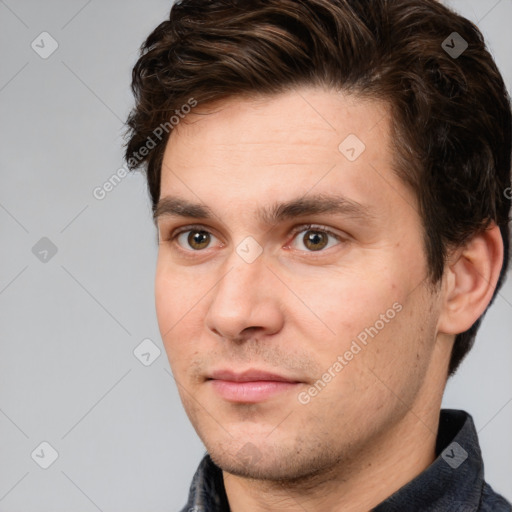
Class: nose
204,251,284,342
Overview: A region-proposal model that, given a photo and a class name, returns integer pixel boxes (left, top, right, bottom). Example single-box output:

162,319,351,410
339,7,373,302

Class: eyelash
289,224,346,250
164,223,346,254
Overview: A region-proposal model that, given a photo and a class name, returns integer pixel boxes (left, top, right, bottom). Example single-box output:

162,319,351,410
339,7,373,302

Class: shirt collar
373,409,484,511
181,409,487,511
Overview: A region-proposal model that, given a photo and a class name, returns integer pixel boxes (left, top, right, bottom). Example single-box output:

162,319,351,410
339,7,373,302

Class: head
125,0,511,482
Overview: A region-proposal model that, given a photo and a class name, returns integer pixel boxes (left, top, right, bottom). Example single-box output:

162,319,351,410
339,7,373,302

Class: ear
437,223,504,335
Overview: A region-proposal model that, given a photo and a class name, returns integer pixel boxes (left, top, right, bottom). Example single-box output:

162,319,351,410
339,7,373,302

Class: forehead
165,87,389,158
159,88,410,221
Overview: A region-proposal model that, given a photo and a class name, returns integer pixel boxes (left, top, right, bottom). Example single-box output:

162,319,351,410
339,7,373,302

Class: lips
209,369,300,383
207,368,301,403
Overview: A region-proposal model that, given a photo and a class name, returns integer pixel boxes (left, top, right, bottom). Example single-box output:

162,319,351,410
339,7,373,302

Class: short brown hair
125,0,512,376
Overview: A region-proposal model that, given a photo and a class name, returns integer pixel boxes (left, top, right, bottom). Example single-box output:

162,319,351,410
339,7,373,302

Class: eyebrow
153,193,374,227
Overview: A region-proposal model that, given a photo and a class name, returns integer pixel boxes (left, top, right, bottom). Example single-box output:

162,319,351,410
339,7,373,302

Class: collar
373,409,483,511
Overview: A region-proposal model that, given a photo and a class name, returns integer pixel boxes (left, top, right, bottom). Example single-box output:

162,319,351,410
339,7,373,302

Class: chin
209,447,293,480
206,438,337,483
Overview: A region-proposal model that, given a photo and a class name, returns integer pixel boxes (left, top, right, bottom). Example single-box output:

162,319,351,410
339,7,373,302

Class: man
124,0,512,510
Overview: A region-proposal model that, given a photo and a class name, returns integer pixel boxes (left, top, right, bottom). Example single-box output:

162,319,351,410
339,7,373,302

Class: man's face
155,88,446,480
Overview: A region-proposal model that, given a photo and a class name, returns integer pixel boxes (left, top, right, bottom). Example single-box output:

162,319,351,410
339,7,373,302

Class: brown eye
290,225,344,252
172,226,221,253
303,230,329,251
187,230,211,250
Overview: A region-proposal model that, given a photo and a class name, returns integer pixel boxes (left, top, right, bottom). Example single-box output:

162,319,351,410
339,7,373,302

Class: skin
154,87,503,511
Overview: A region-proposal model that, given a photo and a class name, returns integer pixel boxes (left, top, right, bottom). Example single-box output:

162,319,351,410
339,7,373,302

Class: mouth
206,369,302,403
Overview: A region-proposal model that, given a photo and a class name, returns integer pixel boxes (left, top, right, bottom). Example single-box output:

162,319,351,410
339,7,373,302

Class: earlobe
437,223,504,336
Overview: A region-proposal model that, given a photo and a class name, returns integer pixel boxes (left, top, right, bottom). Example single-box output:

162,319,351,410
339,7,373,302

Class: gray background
0,0,510,510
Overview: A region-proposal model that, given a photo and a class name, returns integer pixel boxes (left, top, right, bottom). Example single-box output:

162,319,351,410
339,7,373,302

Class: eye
174,227,220,251
289,225,344,252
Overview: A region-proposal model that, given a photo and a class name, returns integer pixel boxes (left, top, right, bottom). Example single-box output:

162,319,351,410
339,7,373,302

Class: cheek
155,256,202,324
294,271,432,405
154,263,200,364
154,267,176,334
288,268,400,352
